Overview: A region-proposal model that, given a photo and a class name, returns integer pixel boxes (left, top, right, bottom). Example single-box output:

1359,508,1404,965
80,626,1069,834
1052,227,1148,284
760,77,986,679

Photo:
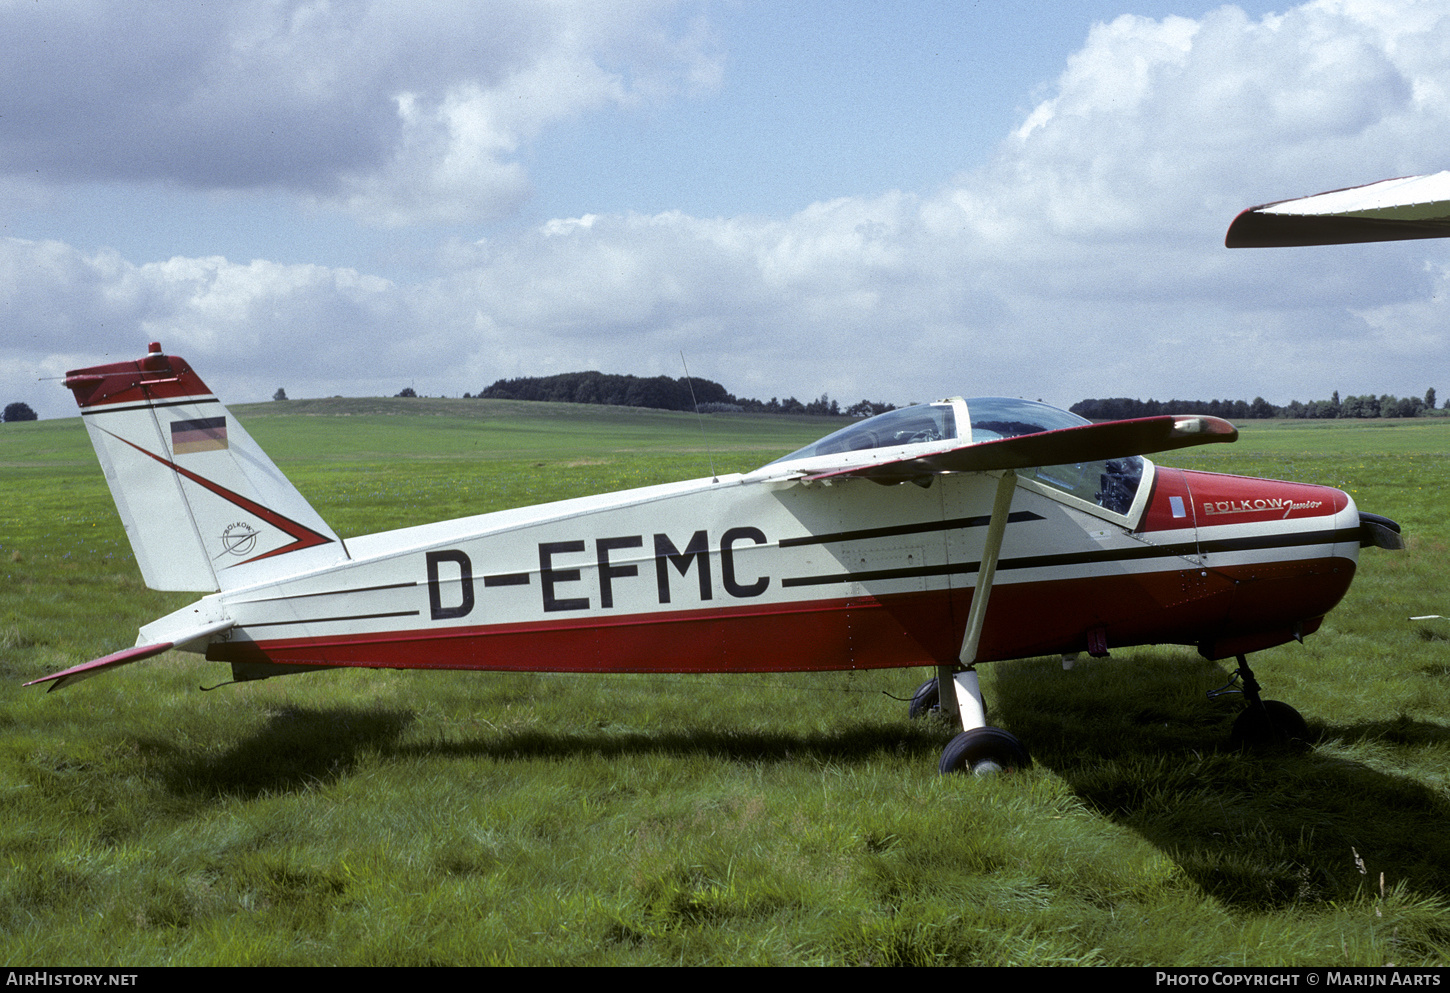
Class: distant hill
478,370,731,412
474,370,895,417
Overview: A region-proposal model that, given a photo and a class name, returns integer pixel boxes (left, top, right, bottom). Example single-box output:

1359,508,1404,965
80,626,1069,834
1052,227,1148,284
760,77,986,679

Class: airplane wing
25,617,234,692
800,414,1237,484
1226,172,1450,247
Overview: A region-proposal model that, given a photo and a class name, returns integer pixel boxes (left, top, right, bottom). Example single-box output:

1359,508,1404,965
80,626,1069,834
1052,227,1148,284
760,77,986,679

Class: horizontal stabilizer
1227,172,1450,247
805,415,1237,484
25,618,234,692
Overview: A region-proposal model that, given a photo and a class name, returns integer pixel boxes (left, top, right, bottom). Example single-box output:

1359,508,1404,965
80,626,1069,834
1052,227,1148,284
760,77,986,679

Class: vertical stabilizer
64,343,347,592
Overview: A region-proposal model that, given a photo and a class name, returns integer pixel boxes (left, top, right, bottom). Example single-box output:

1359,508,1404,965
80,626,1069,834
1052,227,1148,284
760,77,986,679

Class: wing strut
937,469,1016,730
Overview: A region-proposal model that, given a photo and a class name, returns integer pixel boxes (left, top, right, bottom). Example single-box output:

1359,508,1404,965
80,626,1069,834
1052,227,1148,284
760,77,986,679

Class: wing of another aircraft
786,413,1237,485
1226,171,1450,247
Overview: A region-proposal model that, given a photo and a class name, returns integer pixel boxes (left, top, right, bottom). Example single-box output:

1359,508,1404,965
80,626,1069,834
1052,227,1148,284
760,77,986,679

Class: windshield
768,403,958,464
963,397,1089,441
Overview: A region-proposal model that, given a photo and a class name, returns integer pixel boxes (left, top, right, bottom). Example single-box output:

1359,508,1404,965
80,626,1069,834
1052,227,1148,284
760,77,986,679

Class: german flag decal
171,417,228,454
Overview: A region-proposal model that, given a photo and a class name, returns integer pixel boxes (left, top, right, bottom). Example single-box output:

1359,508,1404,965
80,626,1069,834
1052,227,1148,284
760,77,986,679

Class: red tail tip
148,342,163,355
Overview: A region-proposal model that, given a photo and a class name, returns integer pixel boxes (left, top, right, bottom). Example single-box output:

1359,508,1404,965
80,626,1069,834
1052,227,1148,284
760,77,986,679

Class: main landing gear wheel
938,727,1031,776
908,677,940,719
1231,700,1310,750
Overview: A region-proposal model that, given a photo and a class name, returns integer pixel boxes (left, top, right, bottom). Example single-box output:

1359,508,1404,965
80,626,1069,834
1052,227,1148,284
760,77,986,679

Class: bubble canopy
767,397,1146,517
770,397,1090,464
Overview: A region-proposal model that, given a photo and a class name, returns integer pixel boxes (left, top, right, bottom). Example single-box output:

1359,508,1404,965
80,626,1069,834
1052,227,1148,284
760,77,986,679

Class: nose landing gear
1210,653,1310,749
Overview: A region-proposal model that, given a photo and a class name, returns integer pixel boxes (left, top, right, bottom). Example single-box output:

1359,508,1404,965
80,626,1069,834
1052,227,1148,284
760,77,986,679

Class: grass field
3,402,1450,966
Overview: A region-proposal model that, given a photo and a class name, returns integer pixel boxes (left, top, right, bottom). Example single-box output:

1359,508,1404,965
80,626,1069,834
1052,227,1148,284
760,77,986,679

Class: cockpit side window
1021,457,1145,515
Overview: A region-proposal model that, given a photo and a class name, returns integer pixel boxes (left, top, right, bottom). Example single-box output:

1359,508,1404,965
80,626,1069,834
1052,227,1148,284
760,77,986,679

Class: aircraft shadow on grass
991,657,1450,912
389,720,945,767
146,693,946,802
149,704,414,800
141,660,1450,916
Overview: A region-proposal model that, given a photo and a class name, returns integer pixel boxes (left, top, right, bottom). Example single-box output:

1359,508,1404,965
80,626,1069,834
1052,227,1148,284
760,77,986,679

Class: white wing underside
1227,172,1450,247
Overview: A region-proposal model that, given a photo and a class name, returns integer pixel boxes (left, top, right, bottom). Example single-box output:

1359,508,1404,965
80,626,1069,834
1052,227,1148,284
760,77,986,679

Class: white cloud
6,1,1450,423
0,0,719,225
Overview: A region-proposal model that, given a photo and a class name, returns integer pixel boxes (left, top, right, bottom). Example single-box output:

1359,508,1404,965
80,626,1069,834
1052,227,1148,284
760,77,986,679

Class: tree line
471,370,894,417
1070,388,1440,421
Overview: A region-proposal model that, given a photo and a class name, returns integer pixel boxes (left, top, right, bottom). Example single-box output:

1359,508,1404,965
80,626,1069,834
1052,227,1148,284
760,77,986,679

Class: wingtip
1224,208,1263,248
1171,415,1238,441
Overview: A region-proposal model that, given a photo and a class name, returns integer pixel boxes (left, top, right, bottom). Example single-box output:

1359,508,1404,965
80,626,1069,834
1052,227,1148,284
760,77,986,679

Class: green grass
3,405,1450,965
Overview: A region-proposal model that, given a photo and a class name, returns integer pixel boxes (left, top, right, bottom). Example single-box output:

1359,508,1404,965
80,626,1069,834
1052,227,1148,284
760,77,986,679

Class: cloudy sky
4,0,1450,421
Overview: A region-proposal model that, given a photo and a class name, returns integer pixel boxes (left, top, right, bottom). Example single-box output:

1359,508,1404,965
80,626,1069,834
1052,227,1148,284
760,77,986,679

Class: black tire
1230,700,1310,750
938,727,1030,775
908,677,940,719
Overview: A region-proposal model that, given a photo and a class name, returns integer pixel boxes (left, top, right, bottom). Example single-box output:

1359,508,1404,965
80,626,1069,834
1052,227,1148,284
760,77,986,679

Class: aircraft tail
64,343,347,592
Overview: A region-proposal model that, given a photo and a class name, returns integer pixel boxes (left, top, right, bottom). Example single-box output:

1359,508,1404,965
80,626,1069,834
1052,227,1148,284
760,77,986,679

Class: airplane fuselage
179,461,1360,677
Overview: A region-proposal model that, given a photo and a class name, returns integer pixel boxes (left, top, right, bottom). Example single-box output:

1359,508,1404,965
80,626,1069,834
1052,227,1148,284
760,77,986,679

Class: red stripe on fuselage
208,556,1356,674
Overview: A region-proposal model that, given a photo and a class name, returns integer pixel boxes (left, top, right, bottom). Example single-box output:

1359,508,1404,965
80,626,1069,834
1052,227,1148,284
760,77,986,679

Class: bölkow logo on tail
221,521,258,556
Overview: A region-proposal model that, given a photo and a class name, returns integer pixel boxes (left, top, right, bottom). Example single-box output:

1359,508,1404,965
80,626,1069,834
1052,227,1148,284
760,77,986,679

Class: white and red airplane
26,344,1403,774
